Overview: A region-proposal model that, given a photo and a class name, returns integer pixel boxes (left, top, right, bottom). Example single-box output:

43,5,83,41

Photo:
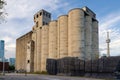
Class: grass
104,79,114,80
28,71,48,75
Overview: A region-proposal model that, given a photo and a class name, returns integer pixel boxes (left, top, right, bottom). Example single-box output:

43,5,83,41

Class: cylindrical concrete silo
41,25,49,71
85,16,92,60
49,21,57,59
92,20,99,59
68,9,85,59
36,28,42,72
57,15,68,58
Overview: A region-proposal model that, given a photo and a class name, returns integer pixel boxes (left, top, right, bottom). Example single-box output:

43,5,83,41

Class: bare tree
0,0,7,23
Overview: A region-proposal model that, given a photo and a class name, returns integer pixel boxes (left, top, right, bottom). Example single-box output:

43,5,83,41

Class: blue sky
0,0,120,59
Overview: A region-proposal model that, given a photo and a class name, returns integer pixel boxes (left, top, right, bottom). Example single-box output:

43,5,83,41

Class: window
27,60,30,63
48,14,51,18
43,12,45,15
40,12,42,16
33,27,34,30
46,13,48,17
36,14,39,18
43,21,45,25
46,23,48,25
36,22,38,27
40,27,42,29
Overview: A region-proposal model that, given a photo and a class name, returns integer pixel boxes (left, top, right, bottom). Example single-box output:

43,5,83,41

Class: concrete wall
26,40,34,72
16,31,32,71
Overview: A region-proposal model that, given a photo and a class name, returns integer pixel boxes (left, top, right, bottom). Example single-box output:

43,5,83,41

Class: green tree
9,65,15,71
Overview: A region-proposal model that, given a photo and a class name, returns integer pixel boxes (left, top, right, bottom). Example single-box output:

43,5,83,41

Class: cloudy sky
0,0,120,59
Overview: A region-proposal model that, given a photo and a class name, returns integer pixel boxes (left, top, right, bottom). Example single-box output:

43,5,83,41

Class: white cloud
99,12,120,56
0,0,70,59
1,0,120,59
1,36,12,43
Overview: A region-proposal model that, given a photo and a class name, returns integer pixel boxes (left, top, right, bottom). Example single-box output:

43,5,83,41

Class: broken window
36,21,38,27
36,14,39,18
40,12,42,16
27,60,30,63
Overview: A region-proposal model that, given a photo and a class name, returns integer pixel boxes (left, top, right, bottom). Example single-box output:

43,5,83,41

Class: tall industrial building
0,40,4,62
16,6,99,72
9,58,15,66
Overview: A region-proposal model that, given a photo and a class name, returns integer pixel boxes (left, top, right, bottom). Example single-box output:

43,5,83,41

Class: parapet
82,6,96,19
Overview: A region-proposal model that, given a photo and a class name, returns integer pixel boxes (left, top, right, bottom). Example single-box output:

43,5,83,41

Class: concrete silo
41,25,49,71
84,16,92,60
36,28,42,72
92,20,99,59
57,15,68,58
68,9,85,59
49,21,57,59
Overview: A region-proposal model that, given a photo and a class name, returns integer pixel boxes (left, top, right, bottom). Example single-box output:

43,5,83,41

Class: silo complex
16,6,99,72
49,21,57,59
68,9,85,58
57,15,68,58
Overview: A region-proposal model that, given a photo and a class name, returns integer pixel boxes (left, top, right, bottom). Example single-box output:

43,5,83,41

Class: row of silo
30,7,99,72
84,16,99,60
48,15,68,59
48,8,98,60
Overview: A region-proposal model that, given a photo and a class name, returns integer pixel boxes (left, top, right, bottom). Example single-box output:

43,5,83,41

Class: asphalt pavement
0,73,103,80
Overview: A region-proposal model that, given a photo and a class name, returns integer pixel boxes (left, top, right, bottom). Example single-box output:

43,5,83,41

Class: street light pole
3,54,5,75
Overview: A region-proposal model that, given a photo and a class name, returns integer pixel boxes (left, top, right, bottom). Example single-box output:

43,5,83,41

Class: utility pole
106,31,111,57
3,55,5,75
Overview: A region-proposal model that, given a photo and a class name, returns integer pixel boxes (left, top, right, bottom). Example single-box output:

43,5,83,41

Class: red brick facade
0,62,9,71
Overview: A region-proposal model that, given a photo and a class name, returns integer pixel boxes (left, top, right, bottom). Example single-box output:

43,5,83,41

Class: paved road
0,73,103,80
